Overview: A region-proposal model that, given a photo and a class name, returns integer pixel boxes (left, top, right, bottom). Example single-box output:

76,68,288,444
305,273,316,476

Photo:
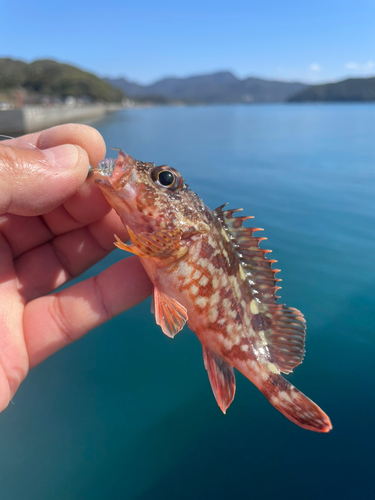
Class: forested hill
0,58,124,103
288,77,375,102
105,72,309,103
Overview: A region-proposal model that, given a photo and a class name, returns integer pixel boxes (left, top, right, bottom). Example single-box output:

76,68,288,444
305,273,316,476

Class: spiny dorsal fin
202,347,236,414
214,204,306,374
214,204,281,305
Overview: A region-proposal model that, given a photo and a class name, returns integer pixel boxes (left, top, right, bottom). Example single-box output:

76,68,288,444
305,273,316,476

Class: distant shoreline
0,103,121,135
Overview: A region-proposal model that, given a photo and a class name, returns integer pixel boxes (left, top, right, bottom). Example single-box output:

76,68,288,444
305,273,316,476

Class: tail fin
259,372,332,432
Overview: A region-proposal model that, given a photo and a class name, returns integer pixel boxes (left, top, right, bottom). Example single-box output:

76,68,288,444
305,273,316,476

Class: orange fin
153,287,188,338
115,226,187,261
114,234,150,258
214,204,281,304
203,347,236,414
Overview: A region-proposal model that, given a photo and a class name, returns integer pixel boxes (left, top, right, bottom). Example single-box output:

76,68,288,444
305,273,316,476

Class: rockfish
95,151,332,433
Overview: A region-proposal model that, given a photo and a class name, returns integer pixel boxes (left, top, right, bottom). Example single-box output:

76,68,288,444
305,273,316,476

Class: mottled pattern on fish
96,151,332,433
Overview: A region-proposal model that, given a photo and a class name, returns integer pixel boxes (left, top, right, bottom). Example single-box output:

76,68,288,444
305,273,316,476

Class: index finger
22,124,110,222
19,123,106,168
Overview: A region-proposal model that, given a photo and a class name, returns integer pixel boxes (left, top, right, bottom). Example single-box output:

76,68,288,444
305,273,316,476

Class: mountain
0,58,124,103
105,71,309,103
288,77,375,102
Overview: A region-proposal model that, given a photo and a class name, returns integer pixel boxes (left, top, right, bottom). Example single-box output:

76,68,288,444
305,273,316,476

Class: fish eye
158,170,174,186
151,165,183,191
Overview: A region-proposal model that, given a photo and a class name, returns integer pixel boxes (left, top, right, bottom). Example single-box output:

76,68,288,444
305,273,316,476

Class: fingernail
43,144,80,170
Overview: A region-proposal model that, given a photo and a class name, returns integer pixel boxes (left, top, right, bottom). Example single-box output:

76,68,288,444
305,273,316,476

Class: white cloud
309,63,322,72
345,62,358,70
345,61,375,71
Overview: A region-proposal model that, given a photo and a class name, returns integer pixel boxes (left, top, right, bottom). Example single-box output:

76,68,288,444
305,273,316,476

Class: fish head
95,150,210,237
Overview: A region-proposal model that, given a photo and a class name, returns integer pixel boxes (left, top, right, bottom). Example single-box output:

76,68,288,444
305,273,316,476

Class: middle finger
1,180,112,259
15,210,129,302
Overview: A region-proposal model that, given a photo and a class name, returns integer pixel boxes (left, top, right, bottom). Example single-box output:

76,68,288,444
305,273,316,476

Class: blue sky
1,0,374,84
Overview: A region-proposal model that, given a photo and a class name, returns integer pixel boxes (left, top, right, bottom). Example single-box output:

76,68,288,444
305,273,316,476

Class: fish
95,150,332,433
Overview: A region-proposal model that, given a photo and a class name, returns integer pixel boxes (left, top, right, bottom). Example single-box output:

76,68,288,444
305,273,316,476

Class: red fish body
96,151,332,433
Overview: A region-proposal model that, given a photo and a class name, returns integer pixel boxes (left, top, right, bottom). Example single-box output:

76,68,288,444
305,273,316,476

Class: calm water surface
0,104,374,499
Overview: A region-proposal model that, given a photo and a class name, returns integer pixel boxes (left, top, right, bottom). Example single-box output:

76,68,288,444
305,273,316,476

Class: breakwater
0,103,120,135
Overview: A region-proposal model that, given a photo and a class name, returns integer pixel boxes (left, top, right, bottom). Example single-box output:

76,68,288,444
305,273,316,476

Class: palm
0,125,152,413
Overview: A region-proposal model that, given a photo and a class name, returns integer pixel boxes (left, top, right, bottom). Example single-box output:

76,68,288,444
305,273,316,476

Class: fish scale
95,149,332,433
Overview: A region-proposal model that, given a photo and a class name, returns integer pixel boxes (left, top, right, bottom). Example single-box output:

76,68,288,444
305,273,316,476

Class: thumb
0,142,89,216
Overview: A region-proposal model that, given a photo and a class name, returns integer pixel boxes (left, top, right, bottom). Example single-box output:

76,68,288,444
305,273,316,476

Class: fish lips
105,149,137,190
95,174,137,205
95,152,137,210
95,149,136,195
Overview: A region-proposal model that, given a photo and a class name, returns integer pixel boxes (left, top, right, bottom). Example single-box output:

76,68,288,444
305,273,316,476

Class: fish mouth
95,149,137,191
95,176,114,192
95,172,137,202
95,151,138,210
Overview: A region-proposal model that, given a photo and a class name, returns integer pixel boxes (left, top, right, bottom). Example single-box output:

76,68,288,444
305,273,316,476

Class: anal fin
202,348,236,414
153,287,188,338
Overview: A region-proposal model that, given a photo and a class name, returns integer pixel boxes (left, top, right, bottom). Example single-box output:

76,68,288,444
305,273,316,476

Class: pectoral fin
115,227,187,262
114,234,151,258
153,287,188,338
202,347,236,414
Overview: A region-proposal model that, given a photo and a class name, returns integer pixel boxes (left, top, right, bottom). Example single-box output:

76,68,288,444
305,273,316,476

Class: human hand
0,124,153,413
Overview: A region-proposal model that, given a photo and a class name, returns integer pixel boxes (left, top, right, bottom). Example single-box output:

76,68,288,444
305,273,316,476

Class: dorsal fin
214,204,281,305
214,204,306,374
264,305,306,374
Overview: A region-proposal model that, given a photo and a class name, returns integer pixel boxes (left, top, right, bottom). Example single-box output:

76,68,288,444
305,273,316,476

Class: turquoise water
1,104,375,499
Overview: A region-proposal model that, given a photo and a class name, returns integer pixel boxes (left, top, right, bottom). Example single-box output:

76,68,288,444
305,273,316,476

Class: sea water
0,104,374,499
